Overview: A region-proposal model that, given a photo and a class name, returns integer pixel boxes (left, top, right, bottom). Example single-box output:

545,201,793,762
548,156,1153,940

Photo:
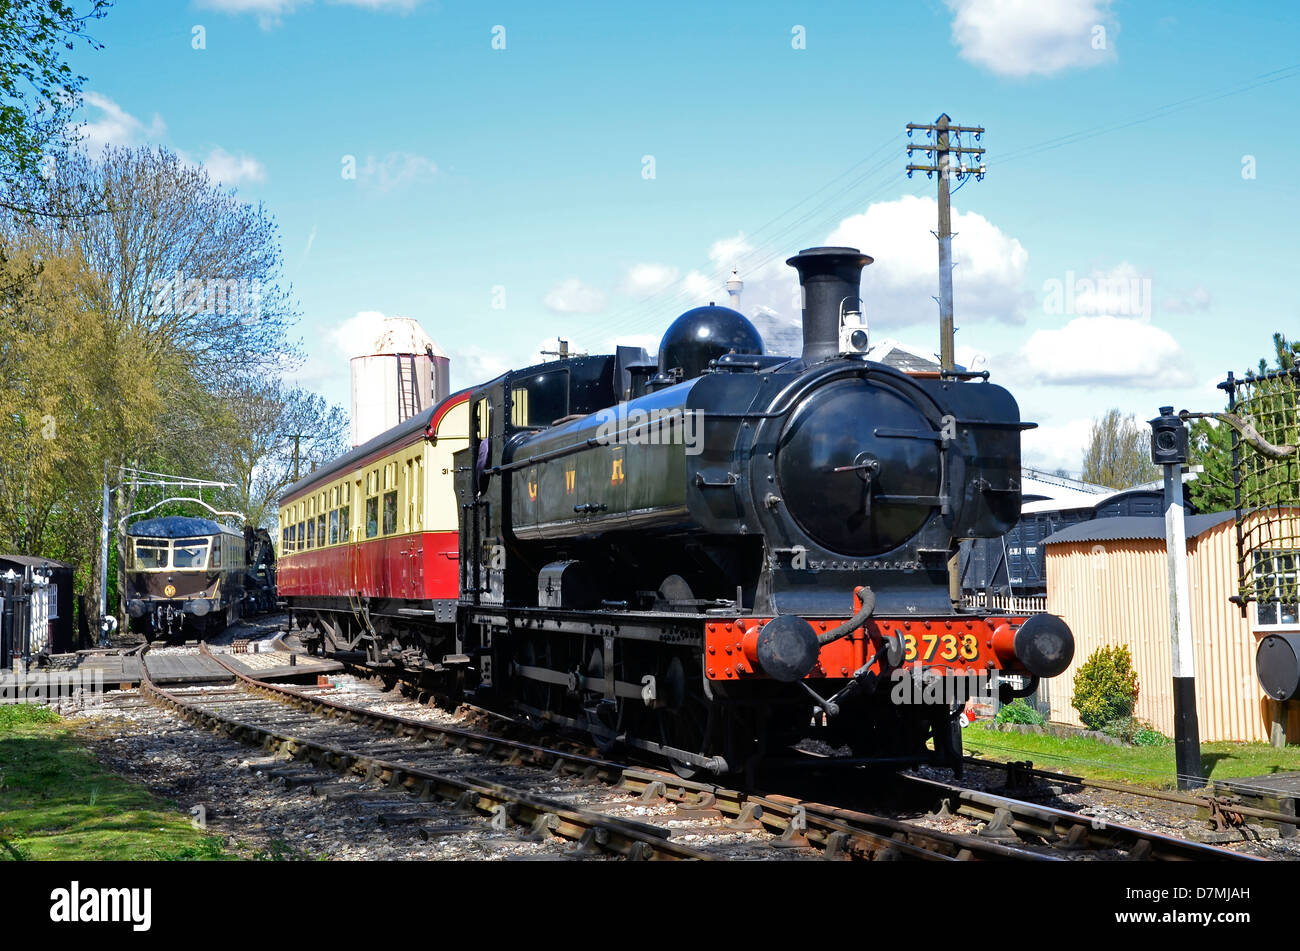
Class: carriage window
510,369,569,427
212,537,222,568
317,514,326,545
173,539,209,569
340,504,350,542
383,490,398,534
297,521,306,549
365,497,379,538
134,539,169,569
307,518,316,548
329,510,339,544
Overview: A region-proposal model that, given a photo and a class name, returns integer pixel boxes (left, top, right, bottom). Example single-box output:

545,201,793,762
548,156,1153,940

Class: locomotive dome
657,303,764,381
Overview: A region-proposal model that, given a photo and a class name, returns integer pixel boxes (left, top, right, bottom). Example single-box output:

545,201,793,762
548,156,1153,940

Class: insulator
926,171,933,180
907,169,913,178
907,128,912,138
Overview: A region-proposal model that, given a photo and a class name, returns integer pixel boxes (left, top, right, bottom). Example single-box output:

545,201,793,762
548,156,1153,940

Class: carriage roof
125,516,244,539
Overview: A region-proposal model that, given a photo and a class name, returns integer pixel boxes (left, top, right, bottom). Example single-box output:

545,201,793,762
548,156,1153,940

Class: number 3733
901,631,981,664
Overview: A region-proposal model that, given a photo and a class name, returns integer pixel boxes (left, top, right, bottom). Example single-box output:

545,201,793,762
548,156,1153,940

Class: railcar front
123,516,247,641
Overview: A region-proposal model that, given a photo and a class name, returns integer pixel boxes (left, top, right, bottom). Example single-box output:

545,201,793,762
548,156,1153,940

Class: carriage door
404,456,423,598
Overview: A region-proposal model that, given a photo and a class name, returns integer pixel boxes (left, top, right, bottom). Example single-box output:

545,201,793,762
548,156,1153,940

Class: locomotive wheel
653,655,712,779
584,645,627,754
517,637,556,720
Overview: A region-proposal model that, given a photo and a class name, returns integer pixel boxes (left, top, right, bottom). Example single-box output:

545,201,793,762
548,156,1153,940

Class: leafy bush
1102,715,1169,746
995,698,1045,726
1072,645,1140,730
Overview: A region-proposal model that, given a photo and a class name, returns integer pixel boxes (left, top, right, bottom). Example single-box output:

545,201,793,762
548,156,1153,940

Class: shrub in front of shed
995,698,1045,726
1071,645,1140,730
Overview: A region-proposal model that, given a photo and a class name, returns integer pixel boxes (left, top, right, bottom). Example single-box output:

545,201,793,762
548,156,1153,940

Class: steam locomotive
279,246,1074,776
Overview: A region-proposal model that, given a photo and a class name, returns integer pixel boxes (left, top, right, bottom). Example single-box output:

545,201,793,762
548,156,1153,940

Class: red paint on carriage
278,530,459,601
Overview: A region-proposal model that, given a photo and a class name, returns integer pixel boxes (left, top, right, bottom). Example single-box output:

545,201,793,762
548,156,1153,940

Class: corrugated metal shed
1044,508,1299,743
1042,511,1233,545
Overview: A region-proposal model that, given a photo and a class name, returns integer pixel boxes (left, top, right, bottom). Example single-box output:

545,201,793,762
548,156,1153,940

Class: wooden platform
2,645,342,700
220,649,342,680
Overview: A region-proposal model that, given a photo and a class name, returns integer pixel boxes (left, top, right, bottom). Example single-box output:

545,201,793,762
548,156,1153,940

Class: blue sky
71,0,1300,473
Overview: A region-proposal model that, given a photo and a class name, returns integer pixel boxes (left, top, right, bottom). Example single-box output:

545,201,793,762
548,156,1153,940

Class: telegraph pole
906,114,986,370
907,115,986,613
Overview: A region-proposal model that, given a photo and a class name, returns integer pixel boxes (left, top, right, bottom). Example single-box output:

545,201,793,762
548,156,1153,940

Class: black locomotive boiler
447,245,1074,775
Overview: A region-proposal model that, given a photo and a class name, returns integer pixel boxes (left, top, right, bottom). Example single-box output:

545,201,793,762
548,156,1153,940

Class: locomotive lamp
838,297,870,355
1148,405,1203,790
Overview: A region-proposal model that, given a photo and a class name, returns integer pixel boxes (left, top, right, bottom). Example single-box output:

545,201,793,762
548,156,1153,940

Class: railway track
131,644,1264,861
128,646,1051,860
957,754,1300,839
892,773,1262,861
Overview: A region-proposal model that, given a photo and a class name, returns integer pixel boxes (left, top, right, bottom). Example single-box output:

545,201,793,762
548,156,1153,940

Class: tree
0,0,112,213
1080,408,1160,489
0,232,157,602
208,378,349,529
3,143,302,619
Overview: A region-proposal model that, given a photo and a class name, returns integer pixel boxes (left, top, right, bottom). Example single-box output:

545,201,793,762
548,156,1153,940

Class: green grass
0,705,231,860
964,721,1300,789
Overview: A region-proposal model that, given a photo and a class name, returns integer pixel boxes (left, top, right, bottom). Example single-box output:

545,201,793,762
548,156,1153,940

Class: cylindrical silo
349,316,451,446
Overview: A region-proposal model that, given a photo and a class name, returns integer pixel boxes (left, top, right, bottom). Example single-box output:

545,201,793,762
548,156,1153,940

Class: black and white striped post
1149,406,1204,790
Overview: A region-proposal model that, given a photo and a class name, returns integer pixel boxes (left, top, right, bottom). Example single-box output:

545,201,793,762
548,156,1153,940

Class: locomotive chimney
786,246,873,363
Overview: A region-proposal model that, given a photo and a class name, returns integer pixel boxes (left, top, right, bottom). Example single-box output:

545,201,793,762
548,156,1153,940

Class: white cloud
77,92,166,152
198,0,425,28
622,263,679,296
1019,315,1196,387
1021,416,1095,472
330,310,391,358
358,151,437,192
945,0,1117,78
201,147,267,185
543,278,607,315
826,195,1030,326
1162,285,1212,314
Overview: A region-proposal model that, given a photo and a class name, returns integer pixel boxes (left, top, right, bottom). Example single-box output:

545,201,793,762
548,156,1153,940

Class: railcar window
383,490,398,534
510,370,569,427
317,514,326,546
135,539,168,569
307,518,316,548
340,504,350,541
366,497,379,538
173,539,209,569
329,510,339,544
297,521,305,549
213,537,222,568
